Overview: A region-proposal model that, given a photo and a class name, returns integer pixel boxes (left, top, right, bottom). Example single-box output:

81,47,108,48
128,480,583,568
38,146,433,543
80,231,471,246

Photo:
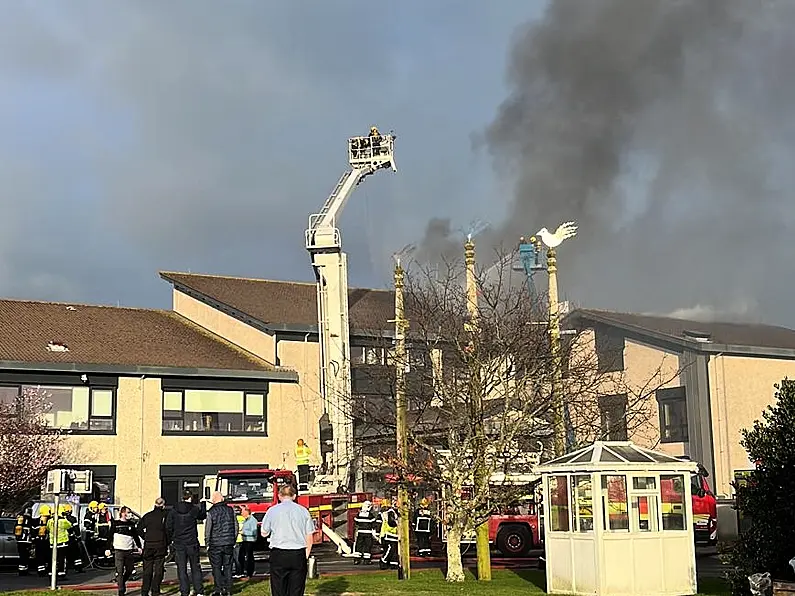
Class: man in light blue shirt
260,484,316,596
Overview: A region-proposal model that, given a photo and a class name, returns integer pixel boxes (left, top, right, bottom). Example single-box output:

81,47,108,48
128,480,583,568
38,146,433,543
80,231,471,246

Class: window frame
161,388,269,437
599,393,628,441
656,387,689,443
595,328,625,373
0,383,117,435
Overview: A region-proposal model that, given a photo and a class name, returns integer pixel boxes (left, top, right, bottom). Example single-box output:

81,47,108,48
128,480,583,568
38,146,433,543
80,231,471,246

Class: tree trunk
445,525,465,582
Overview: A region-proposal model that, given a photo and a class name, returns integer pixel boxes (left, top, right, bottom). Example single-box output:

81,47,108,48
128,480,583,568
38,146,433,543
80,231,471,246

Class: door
0,518,18,560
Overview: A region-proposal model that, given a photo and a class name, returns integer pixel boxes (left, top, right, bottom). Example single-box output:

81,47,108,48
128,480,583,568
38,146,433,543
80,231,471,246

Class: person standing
205,491,238,596
33,505,52,577
232,506,245,578
47,506,73,578
238,506,258,578
95,503,113,566
294,439,312,491
138,498,170,596
351,500,377,565
378,499,399,570
62,504,85,573
110,506,141,596
167,490,207,596
412,498,434,557
14,506,34,575
260,484,316,596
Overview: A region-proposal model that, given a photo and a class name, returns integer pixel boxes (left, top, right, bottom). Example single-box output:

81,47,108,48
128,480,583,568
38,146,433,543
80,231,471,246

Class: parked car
0,517,20,567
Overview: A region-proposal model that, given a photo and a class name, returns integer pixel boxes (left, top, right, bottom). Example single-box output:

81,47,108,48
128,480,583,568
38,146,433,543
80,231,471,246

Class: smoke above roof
418,0,795,326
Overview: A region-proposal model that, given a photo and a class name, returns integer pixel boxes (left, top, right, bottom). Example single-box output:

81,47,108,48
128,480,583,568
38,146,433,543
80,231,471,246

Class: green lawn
4,571,731,596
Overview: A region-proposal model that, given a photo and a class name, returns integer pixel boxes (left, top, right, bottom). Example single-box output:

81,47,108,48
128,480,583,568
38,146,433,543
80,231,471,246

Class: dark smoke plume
422,0,795,325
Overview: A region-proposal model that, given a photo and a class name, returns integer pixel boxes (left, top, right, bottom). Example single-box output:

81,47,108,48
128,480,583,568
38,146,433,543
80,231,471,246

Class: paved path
0,546,727,592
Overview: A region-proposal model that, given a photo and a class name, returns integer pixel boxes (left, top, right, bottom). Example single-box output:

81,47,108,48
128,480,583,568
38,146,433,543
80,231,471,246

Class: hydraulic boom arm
305,130,397,491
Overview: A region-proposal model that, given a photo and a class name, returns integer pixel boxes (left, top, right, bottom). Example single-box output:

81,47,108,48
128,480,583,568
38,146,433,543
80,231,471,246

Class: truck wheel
496,525,532,557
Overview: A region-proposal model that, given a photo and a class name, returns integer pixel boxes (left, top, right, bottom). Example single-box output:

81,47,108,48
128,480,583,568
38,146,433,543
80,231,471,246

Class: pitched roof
571,308,795,355
160,272,395,333
0,299,297,380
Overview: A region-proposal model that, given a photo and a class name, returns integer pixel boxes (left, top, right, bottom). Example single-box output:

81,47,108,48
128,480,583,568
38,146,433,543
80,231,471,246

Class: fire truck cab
200,468,371,552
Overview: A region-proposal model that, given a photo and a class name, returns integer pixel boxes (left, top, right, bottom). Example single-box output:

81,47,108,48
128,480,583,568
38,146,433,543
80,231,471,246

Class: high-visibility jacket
295,445,312,465
47,517,72,546
236,515,245,543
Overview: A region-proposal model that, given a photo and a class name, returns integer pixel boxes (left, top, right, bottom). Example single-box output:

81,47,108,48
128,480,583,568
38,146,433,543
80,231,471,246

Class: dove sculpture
536,221,578,248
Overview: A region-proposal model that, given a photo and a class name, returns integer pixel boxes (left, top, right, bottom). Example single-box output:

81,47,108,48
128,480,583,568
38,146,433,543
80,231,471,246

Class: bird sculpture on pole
535,221,578,248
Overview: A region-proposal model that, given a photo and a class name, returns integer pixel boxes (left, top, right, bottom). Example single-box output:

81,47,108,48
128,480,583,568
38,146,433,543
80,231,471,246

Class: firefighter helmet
420,498,429,507
63,503,73,514
58,504,68,515
39,505,51,517
88,501,98,511
98,502,107,510
380,498,390,507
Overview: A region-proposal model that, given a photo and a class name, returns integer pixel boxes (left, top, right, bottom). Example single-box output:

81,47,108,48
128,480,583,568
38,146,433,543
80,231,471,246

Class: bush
724,379,795,595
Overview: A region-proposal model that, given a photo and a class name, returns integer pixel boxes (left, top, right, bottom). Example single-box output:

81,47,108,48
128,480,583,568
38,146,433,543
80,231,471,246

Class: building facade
568,309,795,497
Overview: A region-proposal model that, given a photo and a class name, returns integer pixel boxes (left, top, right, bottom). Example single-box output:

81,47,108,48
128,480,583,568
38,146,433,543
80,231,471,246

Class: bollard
308,555,318,579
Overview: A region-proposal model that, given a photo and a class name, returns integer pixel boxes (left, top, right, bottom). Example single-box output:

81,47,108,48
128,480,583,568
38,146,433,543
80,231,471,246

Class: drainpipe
273,332,279,366
138,375,146,512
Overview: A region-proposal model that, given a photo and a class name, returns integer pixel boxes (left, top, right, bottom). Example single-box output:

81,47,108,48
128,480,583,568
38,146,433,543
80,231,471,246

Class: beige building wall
708,355,793,496
68,371,324,512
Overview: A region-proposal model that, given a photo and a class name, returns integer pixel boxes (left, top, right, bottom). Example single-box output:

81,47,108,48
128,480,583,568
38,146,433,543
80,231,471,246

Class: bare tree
0,387,69,513
346,247,684,582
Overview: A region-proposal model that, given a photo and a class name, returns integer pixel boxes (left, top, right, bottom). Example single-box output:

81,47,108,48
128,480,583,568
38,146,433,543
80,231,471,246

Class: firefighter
352,500,378,565
14,506,35,575
95,502,113,566
83,501,99,559
62,503,85,572
295,438,312,491
378,498,399,570
47,506,73,577
413,498,434,557
369,125,382,156
33,505,52,576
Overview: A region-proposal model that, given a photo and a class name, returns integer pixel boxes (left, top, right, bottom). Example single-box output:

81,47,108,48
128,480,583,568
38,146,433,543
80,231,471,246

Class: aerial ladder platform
305,129,397,492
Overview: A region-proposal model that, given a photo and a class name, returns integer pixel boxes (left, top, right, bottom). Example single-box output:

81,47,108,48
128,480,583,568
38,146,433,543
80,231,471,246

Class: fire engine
200,468,372,553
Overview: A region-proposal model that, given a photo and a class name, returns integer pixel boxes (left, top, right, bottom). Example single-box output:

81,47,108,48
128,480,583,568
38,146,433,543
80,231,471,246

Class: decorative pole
393,258,411,580
464,236,492,581
535,222,577,457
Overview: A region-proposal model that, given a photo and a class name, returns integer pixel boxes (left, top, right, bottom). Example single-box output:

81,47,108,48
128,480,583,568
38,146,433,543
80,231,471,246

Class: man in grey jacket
205,492,238,596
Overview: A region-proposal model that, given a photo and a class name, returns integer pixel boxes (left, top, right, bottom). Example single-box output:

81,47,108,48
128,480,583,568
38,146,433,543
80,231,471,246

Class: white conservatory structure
537,441,698,596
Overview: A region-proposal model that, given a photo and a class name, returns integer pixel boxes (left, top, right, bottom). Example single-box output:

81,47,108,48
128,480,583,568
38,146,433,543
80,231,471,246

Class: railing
348,134,396,169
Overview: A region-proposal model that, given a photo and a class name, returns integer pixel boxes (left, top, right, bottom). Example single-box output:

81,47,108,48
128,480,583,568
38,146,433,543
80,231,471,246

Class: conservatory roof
536,441,699,473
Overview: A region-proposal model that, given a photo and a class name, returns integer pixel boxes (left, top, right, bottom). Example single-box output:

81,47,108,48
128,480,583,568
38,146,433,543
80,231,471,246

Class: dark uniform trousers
115,549,136,595
141,546,168,596
269,548,308,596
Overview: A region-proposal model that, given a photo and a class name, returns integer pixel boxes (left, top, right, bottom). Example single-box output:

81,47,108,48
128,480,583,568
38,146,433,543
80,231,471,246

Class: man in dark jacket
138,498,170,596
166,491,207,596
205,491,238,596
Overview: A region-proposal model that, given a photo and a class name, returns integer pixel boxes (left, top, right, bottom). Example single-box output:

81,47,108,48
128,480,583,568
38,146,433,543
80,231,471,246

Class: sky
2,1,795,327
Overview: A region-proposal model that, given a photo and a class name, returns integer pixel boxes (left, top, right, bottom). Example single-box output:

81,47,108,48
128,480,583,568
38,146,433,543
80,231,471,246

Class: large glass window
227,476,274,502
601,475,629,531
660,474,687,530
631,476,659,532
656,387,689,443
7,385,116,432
162,389,267,434
549,475,570,532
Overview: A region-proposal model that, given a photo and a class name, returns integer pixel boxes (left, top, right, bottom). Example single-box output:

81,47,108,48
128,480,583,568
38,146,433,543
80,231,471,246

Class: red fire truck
201,468,371,551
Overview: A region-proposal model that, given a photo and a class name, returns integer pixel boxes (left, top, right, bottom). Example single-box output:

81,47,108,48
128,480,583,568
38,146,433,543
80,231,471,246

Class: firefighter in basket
352,500,378,565
62,503,85,572
33,505,52,576
14,506,35,575
412,498,434,558
378,498,400,570
47,505,73,577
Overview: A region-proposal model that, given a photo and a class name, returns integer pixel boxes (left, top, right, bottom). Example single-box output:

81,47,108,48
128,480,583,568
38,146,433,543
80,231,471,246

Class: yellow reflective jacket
47,517,72,546
236,515,245,543
295,445,311,465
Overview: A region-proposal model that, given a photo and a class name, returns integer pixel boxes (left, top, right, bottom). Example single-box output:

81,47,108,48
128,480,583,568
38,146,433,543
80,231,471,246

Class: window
601,475,629,531
227,476,274,502
599,394,628,441
162,477,202,505
4,385,117,432
595,329,624,373
660,474,687,530
631,476,659,532
162,389,267,434
548,475,570,532
656,387,688,443
572,475,593,532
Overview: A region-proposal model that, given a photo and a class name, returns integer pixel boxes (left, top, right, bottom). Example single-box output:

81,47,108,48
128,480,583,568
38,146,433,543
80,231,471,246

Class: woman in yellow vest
295,439,312,490
233,506,245,578
47,506,73,577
